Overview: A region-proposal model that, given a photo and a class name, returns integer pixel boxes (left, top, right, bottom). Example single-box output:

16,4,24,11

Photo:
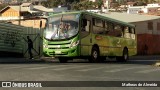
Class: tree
71,1,80,10
95,0,103,9
142,0,149,3
41,0,66,8
134,0,157,4
111,2,119,9
66,0,79,3
71,0,97,10
133,1,147,6
148,0,157,3
0,4,8,12
41,0,104,10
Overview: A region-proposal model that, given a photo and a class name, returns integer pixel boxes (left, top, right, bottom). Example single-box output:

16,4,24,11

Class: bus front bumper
43,46,79,57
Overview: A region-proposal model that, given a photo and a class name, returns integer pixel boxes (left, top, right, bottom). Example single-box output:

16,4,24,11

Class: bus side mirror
82,19,87,27
40,20,42,28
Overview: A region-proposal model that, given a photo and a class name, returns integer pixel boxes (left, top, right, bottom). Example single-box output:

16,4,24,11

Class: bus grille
49,47,69,49
49,52,68,55
48,42,71,45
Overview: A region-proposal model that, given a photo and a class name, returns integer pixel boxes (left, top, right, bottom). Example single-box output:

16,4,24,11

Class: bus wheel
116,48,128,62
89,47,100,63
59,57,68,63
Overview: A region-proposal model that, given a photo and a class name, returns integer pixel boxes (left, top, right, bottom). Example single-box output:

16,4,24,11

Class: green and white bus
43,11,137,63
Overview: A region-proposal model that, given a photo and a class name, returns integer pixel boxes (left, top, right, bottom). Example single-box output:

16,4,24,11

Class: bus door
80,19,91,56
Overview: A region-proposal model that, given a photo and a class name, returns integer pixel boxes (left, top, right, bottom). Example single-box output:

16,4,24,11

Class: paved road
0,58,160,90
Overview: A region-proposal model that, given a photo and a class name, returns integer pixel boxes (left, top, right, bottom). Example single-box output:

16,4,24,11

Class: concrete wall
132,19,160,35
137,34,160,55
11,19,46,29
23,27,43,58
131,19,160,55
0,22,24,57
0,22,43,58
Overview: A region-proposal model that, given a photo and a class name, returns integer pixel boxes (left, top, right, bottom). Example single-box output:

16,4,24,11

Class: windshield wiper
58,14,63,39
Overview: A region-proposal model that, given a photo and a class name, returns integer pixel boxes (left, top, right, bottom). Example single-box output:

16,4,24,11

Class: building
88,0,112,8
0,3,52,28
89,0,96,2
127,3,160,15
127,6,145,14
0,3,52,19
101,12,160,55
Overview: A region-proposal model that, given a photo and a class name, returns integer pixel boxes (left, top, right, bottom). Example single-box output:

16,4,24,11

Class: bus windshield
44,13,80,40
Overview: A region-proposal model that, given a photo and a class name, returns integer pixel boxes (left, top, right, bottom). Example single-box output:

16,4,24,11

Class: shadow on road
0,58,158,66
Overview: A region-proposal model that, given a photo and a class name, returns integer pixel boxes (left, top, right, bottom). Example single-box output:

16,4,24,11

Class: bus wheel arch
89,44,100,63
116,47,129,62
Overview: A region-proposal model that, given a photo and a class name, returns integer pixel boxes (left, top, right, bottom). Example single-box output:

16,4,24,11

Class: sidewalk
130,55,160,60
0,57,44,63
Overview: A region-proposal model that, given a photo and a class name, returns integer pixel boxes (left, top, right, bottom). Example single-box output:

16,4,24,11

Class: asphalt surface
0,56,160,90
0,55,160,63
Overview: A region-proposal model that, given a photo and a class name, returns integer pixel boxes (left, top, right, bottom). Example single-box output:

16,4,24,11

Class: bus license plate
55,51,61,54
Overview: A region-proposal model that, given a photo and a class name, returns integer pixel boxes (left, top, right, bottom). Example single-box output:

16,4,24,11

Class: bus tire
59,57,68,63
116,48,128,62
89,47,100,63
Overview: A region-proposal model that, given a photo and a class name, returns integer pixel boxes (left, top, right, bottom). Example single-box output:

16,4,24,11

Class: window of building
157,22,160,31
148,21,153,30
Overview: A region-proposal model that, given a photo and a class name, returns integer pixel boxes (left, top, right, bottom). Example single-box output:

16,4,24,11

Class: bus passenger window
114,25,122,37
93,18,104,34
108,23,114,31
130,28,135,39
130,28,135,34
124,27,131,38
104,22,109,34
107,23,114,36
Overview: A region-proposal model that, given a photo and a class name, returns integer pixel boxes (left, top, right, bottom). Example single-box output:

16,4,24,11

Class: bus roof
83,11,135,28
48,11,135,28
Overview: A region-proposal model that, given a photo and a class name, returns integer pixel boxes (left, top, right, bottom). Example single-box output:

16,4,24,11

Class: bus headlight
70,40,79,48
43,44,48,49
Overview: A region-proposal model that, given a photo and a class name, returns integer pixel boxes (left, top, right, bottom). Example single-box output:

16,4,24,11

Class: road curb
130,55,160,60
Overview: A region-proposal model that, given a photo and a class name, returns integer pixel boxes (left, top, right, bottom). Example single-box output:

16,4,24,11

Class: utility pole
19,2,21,25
